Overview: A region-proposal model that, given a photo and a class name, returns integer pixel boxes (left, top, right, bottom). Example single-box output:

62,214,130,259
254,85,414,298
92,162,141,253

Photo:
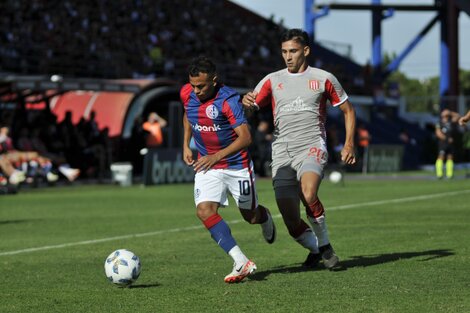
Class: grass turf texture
1,177,469,312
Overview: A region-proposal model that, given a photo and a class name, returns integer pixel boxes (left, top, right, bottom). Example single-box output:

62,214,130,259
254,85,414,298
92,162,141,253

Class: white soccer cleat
59,166,80,181
9,170,26,185
224,260,257,283
261,209,276,244
46,172,59,182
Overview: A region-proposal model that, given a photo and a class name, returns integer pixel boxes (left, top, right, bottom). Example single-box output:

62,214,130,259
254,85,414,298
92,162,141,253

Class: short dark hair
281,29,310,47
188,56,217,77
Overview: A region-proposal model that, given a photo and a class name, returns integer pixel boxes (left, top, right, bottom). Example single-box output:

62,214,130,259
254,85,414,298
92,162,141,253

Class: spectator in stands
0,125,79,184
435,109,460,179
0,125,26,184
59,110,85,165
399,128,416,146
142,112,167,148
356,123,371,173
80,111,108,180
252,119,273,177
0,0,362,92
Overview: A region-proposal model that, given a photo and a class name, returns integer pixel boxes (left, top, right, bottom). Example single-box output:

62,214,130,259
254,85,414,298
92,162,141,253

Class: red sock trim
306,198,325,219
203,214,223,229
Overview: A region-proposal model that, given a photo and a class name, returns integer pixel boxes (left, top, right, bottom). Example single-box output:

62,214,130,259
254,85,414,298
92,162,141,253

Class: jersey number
238,180,251,196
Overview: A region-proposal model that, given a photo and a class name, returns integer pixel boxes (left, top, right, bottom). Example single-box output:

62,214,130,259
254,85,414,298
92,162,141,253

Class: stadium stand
0,0,442,191
0,0,366,90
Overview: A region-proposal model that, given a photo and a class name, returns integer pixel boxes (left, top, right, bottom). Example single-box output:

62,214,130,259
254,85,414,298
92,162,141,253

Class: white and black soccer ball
104,249,141,286
329,171,343,184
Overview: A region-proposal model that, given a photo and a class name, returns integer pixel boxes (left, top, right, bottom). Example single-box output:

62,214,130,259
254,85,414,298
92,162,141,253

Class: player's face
189,72,217,102
281,39,310,73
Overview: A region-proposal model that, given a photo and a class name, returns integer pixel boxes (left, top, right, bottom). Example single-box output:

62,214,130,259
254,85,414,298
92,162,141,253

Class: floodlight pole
384,15,440,77
440,0,460,111
305,0,329,43
311,0,463,110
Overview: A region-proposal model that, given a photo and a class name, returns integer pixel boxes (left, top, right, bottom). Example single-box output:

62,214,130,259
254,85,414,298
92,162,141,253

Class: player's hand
183,146,194,166
459,117,468,126
341,145,356,165
193,154,221,173
242,91,259,110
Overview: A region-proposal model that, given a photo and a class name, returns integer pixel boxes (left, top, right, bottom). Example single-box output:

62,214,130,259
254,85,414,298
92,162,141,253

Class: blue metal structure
307,0,466,110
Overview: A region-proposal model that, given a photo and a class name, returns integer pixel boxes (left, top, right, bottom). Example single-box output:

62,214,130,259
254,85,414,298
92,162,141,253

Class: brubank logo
192,123,221,132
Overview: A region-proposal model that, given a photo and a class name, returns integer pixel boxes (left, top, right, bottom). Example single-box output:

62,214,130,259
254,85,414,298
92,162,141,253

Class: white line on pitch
1,189,469,257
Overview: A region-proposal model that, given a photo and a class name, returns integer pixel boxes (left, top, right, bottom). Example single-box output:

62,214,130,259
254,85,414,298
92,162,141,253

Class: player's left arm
192,123,252,173
339,100,356,165
459,110,470,126
448,110,461,123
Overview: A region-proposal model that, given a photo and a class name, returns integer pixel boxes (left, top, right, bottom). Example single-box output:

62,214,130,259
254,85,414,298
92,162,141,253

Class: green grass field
1,176,469,313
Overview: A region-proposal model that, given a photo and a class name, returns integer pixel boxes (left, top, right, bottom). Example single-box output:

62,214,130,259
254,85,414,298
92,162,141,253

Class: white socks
308,214,330,247
228,245,249,266
295,229,319,254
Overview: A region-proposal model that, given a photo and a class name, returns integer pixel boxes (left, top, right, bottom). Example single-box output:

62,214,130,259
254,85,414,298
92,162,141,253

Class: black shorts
438,141,454,155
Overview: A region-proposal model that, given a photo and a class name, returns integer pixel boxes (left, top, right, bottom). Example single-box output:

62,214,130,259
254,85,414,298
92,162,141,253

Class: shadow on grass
129,282,161,289
250,249,454,281
339,249,454,268
0,219,33,226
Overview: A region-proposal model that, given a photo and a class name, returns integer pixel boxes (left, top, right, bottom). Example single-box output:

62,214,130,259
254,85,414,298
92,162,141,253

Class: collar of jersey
286,66,311,76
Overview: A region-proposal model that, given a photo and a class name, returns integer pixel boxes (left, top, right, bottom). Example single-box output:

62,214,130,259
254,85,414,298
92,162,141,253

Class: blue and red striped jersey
180,83,251,170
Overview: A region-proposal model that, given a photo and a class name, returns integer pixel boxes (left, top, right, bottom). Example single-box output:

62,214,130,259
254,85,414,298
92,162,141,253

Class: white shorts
194,163,258,210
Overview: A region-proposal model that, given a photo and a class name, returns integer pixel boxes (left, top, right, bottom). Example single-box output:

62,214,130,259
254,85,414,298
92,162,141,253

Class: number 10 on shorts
238,180,251,196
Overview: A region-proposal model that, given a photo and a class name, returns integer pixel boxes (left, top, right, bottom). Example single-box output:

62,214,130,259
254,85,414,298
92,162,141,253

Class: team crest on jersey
309,80,320,91
205,105,219,119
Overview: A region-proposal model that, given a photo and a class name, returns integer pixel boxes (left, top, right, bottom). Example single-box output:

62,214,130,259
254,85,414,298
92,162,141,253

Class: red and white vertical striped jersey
254,66,348,145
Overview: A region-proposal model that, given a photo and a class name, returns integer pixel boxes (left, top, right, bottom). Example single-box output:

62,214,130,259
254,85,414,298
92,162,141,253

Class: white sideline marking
1,189,469,257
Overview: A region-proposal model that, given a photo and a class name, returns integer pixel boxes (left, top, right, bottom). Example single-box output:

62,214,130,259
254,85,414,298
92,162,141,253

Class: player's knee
196,205,217,222
302,188,318,205
274,184,298,199
239,209,257,224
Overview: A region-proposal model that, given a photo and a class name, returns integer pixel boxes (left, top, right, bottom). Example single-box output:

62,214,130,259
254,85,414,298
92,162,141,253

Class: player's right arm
241,75,273,110
241,91,258,108
182,112,194,166
435,124,446,141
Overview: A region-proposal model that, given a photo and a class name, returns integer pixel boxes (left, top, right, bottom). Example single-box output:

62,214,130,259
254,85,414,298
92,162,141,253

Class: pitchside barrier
142,148,195,185
366,145,404,173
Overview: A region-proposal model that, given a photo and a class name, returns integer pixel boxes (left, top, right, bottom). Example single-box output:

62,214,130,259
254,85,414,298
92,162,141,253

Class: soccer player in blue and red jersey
181,57,276,283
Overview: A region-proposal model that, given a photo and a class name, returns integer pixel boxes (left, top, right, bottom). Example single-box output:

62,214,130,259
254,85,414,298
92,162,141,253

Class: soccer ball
104,249,141,286
329,171,343,184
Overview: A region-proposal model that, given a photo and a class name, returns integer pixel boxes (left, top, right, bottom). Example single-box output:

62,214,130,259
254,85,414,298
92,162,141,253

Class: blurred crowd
0,0,370,92
0,106,112,190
